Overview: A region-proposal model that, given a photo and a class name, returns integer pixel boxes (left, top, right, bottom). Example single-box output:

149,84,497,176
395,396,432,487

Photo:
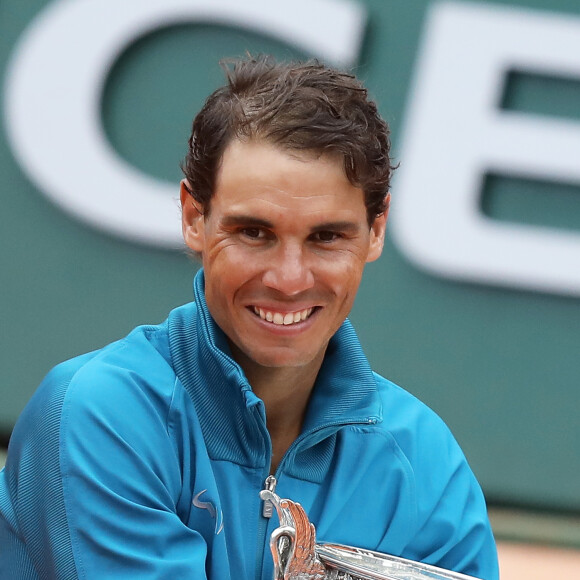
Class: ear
366,193,390,263
180,179,205,252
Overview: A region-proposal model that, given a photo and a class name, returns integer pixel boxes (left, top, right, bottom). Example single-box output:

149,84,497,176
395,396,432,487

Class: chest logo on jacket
192,490,224,535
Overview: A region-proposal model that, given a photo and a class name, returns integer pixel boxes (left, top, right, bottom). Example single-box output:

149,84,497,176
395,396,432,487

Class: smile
252,306,315,326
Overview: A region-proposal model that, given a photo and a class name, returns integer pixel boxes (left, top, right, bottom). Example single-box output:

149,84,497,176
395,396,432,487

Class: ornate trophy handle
260,489,482,580
260,489,327,580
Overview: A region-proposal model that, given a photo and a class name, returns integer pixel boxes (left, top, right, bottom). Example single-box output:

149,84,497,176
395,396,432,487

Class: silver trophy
260,489,482,580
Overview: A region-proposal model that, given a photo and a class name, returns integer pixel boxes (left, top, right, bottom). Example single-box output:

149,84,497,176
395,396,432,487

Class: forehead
212,139,366,218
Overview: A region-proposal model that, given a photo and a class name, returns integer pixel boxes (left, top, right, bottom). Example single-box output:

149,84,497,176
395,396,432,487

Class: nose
262,242,315,296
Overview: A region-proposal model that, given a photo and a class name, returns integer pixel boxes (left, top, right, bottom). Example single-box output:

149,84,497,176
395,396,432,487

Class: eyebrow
310,221,361,234
220,215,274,229
220,215,362,234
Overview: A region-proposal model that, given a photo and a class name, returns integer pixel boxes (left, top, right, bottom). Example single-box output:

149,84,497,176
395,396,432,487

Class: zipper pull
262,475,277,518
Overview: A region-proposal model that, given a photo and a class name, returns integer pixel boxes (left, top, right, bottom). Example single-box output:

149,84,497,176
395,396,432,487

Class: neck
229,344,326,473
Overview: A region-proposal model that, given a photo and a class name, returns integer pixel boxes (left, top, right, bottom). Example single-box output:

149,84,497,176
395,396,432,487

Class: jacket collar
168,269,383,474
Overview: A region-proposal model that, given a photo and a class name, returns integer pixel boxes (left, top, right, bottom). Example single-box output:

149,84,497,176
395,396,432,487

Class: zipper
262,474,277,518
256,474,277,580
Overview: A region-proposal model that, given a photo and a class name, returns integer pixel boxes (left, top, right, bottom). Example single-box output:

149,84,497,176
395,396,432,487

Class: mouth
251,306,317,326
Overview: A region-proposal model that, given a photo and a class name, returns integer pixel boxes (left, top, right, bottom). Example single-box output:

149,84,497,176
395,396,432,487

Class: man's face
181,139,387,374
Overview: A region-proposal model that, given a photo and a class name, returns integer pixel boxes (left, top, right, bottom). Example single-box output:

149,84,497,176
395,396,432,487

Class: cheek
205,243,247,274
332,261,367,306
321,250,367,282
204,246,262,296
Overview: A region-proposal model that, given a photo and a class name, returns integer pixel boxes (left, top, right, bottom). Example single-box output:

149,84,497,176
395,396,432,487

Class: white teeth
253,306,315,326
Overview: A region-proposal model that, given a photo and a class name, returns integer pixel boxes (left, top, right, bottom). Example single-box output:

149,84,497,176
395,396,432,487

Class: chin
240,345,321,370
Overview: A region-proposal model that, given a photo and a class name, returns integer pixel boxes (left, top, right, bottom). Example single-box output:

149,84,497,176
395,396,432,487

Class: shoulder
11,311,191,451
370,373,479,499
372,373,459,452
6,312,196,513
60,321,175,403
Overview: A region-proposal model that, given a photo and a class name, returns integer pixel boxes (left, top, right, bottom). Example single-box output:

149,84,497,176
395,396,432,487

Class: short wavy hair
182,55,394,224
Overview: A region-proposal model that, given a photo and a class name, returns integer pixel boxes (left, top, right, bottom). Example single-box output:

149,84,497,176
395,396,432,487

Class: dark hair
182,55,394,224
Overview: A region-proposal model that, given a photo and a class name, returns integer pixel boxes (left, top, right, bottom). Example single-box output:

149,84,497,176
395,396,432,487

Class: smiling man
181,137,387,473
0,56,498,579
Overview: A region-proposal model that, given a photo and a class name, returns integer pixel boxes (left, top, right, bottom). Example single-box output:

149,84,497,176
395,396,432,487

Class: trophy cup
260,489,482,580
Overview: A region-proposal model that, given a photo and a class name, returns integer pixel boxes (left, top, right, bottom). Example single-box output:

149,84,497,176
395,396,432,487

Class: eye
241,227,264,239
312,231,341,243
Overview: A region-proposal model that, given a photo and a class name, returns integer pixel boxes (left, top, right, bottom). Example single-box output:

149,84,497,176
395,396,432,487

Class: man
0,56,498,579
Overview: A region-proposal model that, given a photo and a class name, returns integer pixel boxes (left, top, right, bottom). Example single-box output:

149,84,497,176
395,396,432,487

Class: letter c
4,0,366,247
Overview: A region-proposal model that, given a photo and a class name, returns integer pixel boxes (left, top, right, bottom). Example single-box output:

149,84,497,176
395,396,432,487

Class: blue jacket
0,271,498,579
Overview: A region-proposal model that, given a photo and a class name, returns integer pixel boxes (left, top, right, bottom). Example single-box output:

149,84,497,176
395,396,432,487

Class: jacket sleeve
1,352,209,579
411,451,498,580
398,411,499,580
373,377,499,580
